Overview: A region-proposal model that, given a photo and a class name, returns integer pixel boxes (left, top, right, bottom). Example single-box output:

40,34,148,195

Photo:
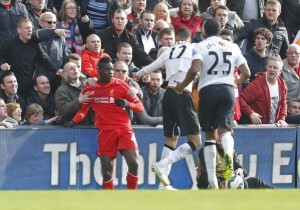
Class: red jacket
81,46,110,78
239,72,287,124
171,12,202,38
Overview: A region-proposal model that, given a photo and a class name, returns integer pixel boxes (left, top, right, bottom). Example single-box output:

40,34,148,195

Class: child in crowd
24,104,58,126
6,103,23,126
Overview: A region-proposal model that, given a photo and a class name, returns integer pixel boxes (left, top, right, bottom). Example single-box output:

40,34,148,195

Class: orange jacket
81,46,110,77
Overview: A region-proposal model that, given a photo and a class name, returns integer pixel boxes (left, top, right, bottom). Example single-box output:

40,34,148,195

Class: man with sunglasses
36,12,69,92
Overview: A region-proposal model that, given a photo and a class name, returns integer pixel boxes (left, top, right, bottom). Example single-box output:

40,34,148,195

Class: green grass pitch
0,190,299,210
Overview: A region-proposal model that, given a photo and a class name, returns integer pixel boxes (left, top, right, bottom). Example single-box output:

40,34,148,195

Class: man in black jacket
234,0,289,59
97,9,153,68
0,18,65,99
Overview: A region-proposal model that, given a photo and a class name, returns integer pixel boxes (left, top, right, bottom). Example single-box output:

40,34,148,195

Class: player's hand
174,80,184,94
115,99,129,107
250,112,262,125
132,73,140,82
0,63,11,71
78,91,93,103
65,120,75,128
87,77,98,86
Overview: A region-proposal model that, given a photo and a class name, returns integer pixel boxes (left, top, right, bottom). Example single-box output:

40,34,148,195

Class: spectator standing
243,28,272,85
134,27,201,188
0,0,28,45
26,75,56,119
0,18,64,99
116,42,140,78
0,71,26,114
68,57,144,190
125,0,147,27
234,0,289,58
97,9,153,68
170,0,203,38
55,62,94,125
281,44,300,102
81,34,110,78
175,19,250,188
240,56,288,126
37,12,69,92
134,11,159,54
58,0,93,55
25,0,47,29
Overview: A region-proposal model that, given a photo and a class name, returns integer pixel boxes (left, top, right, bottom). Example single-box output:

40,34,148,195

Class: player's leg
203,130,219,189
216,84,235,180
158,136,178,190
100,155,115,190
118,129,139,189
120,149,139,189
153,92,201,185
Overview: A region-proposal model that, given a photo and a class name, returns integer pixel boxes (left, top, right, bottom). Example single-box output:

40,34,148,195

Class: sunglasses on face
115,69,127,73
43,20,57,24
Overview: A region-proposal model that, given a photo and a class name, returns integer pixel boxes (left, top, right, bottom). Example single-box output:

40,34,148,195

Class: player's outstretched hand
115,99,129,107
174,80,184,94
65,121,75,128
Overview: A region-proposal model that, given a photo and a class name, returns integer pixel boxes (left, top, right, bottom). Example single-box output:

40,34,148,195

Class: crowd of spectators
1,0,300,128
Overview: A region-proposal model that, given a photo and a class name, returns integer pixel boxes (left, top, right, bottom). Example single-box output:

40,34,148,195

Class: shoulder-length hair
59,0,80,20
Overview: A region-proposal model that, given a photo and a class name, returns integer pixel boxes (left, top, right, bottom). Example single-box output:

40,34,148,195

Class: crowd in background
0,0,300,128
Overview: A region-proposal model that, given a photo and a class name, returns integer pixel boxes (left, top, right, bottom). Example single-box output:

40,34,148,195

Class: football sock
220,132,234,155
158,142,194,169
161,145,175,175
126,172,138,190
102,179,114,190
204,140,219,188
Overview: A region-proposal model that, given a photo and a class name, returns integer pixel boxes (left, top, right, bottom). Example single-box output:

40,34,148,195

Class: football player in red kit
67,56,144,190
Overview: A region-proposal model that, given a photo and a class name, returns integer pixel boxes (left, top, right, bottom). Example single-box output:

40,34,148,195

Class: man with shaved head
54,62,94,125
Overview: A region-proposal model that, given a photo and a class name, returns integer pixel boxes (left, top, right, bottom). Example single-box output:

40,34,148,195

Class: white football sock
220,132,234,156
160,146,173,175
158,143,193,169
204,141,219,188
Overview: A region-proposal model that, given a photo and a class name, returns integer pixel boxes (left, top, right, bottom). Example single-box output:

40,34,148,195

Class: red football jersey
73,78,143,130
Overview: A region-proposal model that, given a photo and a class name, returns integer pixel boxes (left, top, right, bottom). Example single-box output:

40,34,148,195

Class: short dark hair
112,9,127,18
288,98,300,106
220,29,233,40
97,56,112,70
33,74,49,86
203,19,221,37
140,10,154,20
67,53,81,62
117,42,132,52
176,27,190,41
0,71,15,85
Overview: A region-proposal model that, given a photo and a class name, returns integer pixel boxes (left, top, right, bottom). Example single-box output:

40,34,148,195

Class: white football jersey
136,41,195,92
193,36,246,90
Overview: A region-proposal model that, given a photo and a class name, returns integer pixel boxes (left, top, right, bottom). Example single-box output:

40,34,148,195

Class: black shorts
199,84,234,132
163,88,200,137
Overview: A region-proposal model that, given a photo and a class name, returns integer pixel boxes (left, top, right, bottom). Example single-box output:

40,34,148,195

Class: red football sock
126,172,138,190
102,179,114,190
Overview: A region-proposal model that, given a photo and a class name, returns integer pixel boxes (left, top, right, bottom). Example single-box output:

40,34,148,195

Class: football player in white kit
133,27,201,188
175,19,250,188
